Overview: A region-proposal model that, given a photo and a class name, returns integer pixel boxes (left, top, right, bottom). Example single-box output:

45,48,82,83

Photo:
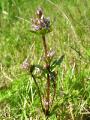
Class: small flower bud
36,8,43,19
47,50,55,58
21,58,30,70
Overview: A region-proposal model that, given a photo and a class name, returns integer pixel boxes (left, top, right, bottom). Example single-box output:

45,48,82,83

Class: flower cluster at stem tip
31,8,51,34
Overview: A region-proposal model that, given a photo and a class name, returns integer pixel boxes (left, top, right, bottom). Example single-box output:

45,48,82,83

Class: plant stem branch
51,80,56,107
42,35,50,115
42,35,48,59
31,74,45,113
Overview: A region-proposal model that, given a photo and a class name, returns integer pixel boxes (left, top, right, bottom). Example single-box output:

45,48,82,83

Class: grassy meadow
0,0,90,119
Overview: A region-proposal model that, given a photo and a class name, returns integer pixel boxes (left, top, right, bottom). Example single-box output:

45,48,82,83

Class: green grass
0,0,90,119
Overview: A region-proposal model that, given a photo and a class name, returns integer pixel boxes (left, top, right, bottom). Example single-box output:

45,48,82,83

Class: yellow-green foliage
0,0,90,119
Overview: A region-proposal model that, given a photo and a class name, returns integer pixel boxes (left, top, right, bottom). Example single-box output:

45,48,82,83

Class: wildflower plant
22,8,64,117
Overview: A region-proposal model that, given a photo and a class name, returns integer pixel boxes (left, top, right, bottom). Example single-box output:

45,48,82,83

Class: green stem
31,74,45,113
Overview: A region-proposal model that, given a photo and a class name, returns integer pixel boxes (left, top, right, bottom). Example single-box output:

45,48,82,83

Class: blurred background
0,0,90,119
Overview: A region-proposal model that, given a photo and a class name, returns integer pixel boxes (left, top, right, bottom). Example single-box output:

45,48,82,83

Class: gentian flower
31,8,52,35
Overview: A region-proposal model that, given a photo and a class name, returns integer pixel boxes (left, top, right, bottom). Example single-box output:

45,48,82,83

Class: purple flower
31,8,51,32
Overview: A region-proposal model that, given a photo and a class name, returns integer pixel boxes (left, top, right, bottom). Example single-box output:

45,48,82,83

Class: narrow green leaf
51,55,64,70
